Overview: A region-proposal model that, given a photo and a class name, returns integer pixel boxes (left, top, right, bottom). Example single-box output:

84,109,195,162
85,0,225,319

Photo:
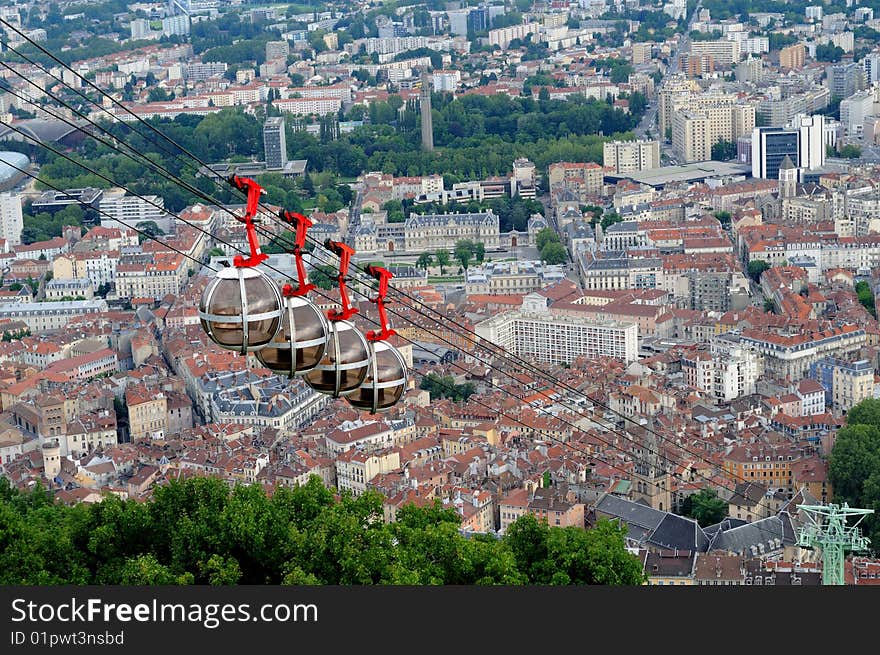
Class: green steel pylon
796,503,874,586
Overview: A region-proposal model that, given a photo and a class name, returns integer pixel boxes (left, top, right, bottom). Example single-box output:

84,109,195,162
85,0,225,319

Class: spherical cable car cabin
303,240,371,397
199,175,282,353
345,265,408,414
255,210,329,375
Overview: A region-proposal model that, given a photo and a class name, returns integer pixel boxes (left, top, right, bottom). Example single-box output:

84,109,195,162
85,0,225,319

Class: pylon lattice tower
796,503,874,586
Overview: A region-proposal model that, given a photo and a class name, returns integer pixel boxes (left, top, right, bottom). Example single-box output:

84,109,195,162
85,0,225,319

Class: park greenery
855,280,876,318
0,476,646,585
829,398,880,554
711,140,737,162
6,88,642,216
453,239,485,270
419,372,476,402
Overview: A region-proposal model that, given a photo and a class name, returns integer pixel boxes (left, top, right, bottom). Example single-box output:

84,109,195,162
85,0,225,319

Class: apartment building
723,445,801,497
335,449,400,497
671,97,755,163
578,250,664,291
114,252,188,300
739,325,866,382
272,96,342,116
99,192,167,226
465,260,565,295
779,44,805,70
0,300,108,332
690,39,741,67
0,192,22,246
603,140,660,173
126,386,168,442
475,293,638,364
548,162,604,201
810,358,875,412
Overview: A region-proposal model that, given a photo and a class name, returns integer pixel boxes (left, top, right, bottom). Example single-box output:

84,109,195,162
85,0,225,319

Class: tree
830,400,880,553
416,253,433,271
856,280,876,318
454,240,474,270
816,43,845,62
840,144,862,159
540,242,568,265
135,221,164,244
208,247,226,257
535,227,560,253
711,140,737,161
747,259,770,282
434,250,451,275
714,210,731,226
600,212,622,231
474,242,485,264
680,489,727,527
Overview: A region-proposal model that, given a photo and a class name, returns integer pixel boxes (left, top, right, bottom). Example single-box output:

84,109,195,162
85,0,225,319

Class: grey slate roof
595,495,709,552
707,513,796,556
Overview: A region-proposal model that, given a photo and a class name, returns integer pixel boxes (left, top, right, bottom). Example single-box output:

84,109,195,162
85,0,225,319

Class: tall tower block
420,72,434,152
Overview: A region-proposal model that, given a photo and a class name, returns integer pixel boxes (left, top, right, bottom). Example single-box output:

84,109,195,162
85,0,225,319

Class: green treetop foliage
600,212,622,231
434,250,451,275
747,260,770,282
540,242,568,265
679,489,728,527
535,227,561,252
840,144,862,159
711,140,737,161
829,398,880,554
856,280,876,318
454,239,482,270
21,205,83,245
0,477,645,585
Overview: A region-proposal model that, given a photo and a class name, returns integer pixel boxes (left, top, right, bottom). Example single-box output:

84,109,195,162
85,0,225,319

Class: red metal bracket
279,209,316,297
365,265,396,342
325,240,358,321
228,174,268,268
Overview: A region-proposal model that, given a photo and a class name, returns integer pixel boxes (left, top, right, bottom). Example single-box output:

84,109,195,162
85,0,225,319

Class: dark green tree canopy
0,476,645,585
829,398,880,554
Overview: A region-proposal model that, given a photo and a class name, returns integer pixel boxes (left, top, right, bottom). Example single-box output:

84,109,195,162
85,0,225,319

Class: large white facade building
474,293,639,364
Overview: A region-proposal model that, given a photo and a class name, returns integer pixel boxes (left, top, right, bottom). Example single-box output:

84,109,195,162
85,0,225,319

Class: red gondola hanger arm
228,174,268,268
325,239,358,321
365,265,396,342
279,209,316,297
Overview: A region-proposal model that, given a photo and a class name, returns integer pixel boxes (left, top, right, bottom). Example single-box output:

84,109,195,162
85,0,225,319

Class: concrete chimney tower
420,72,434,152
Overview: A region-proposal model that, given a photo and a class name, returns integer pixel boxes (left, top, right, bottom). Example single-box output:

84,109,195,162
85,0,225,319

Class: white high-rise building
840,90,874,137
864,53,880,84
162,15,190,37
792,114,825,171
603,140,661,173
0,192,23,246
129,18,151,40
